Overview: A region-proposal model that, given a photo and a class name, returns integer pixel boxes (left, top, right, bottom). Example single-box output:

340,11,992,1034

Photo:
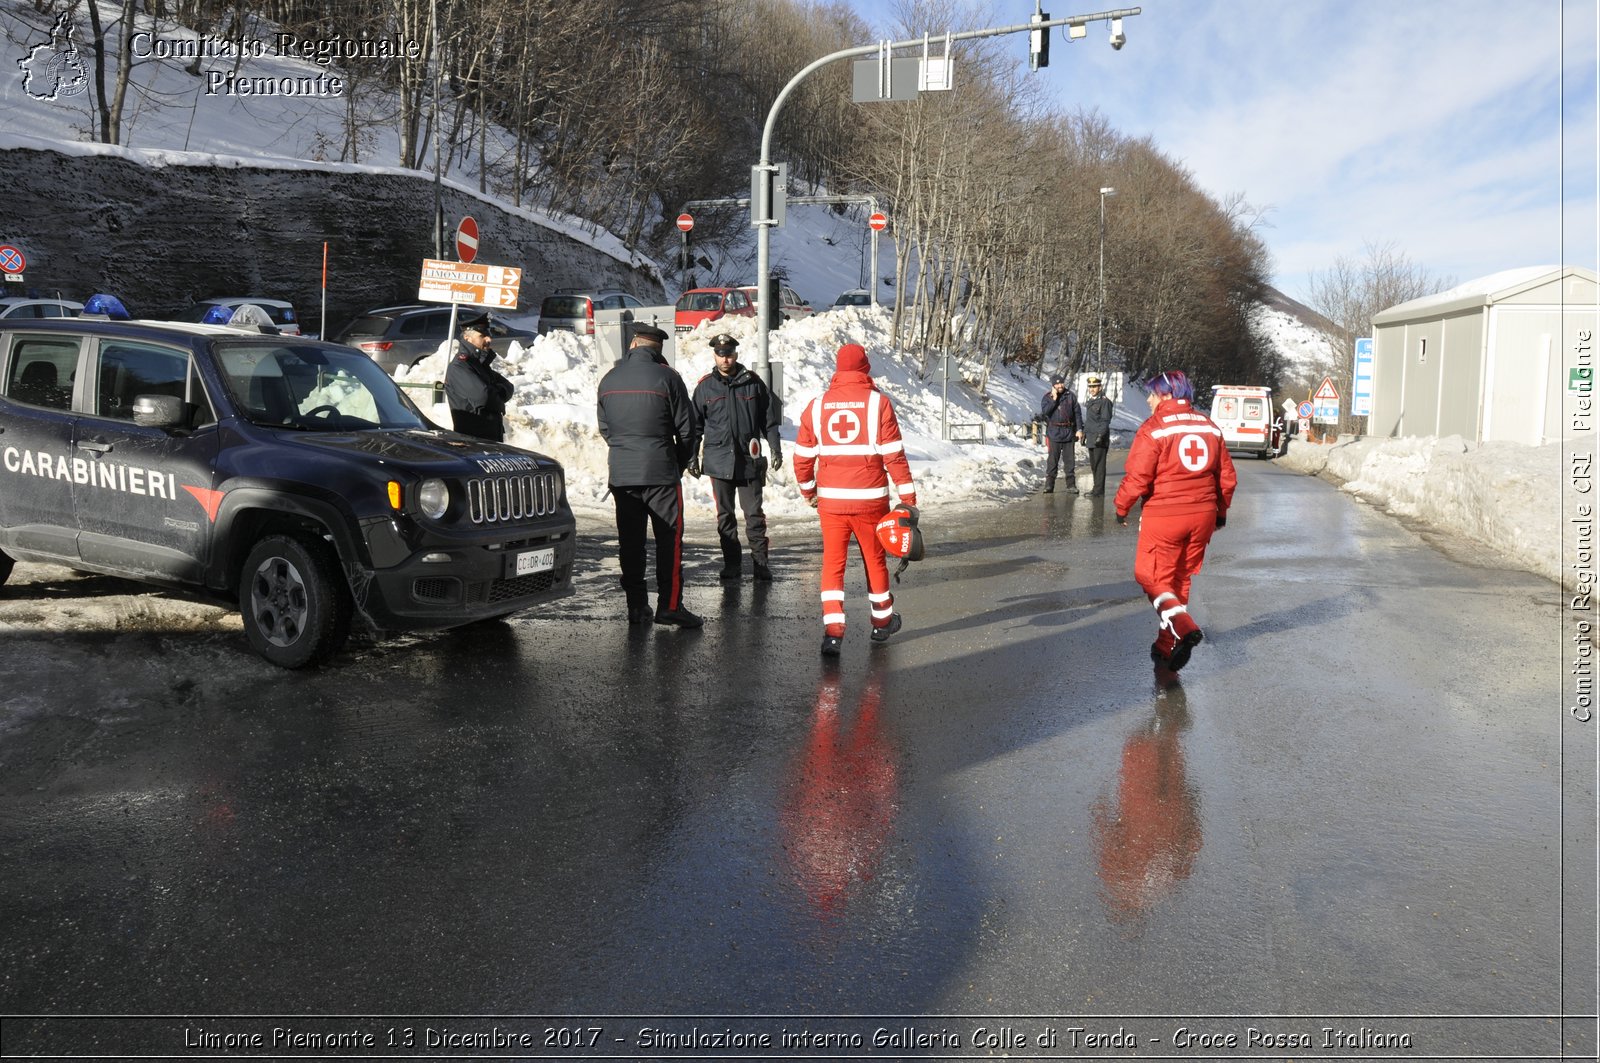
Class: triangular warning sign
1314,376,1339,400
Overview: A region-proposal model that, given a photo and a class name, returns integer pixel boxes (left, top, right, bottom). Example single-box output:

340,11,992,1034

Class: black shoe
820,634,842,657
1041,487,1054,494
1085,490,1104,497
655,605,704,628
1149,640,1169,664
628,606,654,626
718,564,741,582
752,563,773,582
870,613,903,643
1167,629,1204,672
1065,486,1079,494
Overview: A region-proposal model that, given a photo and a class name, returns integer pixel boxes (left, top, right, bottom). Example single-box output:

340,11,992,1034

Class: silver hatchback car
537,289,646,336
333,304,535,375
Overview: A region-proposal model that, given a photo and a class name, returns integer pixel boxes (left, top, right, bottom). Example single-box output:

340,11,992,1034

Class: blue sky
844,0,1599,302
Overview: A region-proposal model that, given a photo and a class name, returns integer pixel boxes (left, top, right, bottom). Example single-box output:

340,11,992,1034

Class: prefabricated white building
1369,265,1598,444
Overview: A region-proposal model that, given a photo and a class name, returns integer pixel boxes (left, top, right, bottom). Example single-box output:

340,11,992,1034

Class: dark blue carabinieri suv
0,316,575,667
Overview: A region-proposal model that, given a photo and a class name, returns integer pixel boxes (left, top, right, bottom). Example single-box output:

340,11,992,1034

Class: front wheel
0,549,13,587
240,534,351,668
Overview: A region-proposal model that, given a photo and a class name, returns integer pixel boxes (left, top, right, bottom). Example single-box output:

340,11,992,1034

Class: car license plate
514,548,555,576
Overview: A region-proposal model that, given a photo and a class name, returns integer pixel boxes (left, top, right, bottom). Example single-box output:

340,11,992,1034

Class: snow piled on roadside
1275,435,1565,587
396,305,1130,521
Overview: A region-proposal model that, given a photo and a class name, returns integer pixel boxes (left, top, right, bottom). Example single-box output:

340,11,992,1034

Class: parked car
0,297,83,319
537,289,646,336
737,284,812,327
332,304,535,375
168,297,302,336
674,287,756,334
0,316,576,667
829,288,874,310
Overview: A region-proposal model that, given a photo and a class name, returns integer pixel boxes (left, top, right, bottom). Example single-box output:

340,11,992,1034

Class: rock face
1,145,664,334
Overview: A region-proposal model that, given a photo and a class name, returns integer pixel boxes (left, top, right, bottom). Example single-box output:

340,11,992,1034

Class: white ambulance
1209,385,1287,459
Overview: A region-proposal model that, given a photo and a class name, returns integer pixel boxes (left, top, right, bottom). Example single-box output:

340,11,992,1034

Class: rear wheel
0,550,12,587
240,534,351,668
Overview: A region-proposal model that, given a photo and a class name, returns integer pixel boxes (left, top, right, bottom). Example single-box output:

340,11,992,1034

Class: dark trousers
612,483,686,612
710,477,769,565
1045,437,1076,488
1087,444,1109,494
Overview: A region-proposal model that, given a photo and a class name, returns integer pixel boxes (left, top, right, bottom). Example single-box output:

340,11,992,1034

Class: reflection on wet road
0,459,1590,1058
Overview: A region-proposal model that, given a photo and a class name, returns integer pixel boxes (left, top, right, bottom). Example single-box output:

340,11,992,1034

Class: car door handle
78,439,113,453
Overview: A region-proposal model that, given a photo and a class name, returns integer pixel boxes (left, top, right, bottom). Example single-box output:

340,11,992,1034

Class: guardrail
947,422,986,444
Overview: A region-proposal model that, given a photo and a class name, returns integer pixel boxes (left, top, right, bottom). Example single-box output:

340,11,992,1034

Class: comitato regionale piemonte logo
18,12,89,101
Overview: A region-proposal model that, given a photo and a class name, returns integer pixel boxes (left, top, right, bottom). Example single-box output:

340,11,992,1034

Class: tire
239,534,351,669
0,550,12,587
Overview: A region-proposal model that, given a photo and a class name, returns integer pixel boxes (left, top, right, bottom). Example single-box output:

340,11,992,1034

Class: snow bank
1277,435,1565,587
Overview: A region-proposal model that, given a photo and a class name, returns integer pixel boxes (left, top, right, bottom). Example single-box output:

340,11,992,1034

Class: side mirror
133,394,186,428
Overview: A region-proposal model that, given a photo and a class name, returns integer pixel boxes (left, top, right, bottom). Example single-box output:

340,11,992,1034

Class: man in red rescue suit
793,343,917,657
1114,370,1237,673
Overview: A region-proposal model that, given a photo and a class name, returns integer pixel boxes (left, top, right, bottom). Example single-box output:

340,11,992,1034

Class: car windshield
214,341,430,431
542,296,589,317
677,292,725,312
339,314,397,339
836,292,870,306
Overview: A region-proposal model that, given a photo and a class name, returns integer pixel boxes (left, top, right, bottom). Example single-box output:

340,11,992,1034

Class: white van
1210,385,1286,459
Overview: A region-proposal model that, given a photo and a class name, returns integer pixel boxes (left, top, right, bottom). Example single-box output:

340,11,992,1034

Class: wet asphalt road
0,458,1594,1059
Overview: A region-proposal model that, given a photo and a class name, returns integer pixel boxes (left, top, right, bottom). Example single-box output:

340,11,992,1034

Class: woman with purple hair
1113,370,1237,673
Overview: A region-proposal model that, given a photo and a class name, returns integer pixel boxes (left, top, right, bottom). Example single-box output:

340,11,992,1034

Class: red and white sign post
455,216,479,264
676,213,694,293
866,213,888,306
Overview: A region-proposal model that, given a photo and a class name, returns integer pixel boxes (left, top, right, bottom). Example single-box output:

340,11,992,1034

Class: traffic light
1030,11,1050,70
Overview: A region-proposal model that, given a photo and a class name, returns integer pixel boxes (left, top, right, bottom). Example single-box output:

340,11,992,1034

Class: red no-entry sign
456,217,479,263
676,213,694,232
868,212,888,231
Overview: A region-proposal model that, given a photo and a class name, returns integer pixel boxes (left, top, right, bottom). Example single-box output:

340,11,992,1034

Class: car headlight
417,478,450,520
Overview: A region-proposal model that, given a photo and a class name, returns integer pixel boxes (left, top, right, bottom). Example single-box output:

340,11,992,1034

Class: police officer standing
444,312,514,441
691,333,783,582
597,324,703,627
1039,374,1080,494
1079,374,1115,497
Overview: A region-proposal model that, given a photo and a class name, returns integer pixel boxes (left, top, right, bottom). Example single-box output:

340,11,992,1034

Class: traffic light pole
752,6,1141,386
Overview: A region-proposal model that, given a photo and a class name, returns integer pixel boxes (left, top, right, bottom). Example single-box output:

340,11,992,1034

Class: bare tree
1305,240,1453,433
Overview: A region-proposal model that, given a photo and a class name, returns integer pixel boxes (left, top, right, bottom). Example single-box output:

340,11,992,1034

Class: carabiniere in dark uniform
691,333,783,582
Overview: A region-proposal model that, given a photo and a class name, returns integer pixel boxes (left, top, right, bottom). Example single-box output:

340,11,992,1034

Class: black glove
1116,513,1129,527
686,456,701,478
1215,511,1227,529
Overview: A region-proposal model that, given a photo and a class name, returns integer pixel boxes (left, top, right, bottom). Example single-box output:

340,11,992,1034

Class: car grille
466,472,561,524
465,567,568,604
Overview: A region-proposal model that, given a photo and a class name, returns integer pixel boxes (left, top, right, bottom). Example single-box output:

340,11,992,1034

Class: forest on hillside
28,0,1311,391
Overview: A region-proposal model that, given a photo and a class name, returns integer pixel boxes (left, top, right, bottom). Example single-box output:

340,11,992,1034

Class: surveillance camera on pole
1029,7,1050,70
1109,17,1125,49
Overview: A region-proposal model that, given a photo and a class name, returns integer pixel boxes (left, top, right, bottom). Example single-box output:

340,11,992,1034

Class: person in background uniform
793,343,917,657
1039,374,1080,494
1079,374,1115,497
444,312,514,441
1114,370,1237,673
691,333,783,582
597,323,703,627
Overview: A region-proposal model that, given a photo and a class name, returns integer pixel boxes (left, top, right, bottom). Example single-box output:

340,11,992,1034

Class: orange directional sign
417,259,521,308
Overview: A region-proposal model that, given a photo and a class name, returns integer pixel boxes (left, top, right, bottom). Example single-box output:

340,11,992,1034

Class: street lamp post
1097,186,1115,375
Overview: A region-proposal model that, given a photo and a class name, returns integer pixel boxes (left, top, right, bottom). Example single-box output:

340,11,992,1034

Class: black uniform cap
633,323,669,343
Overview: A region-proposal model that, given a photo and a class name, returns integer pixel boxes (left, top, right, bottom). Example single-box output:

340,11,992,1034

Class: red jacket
793,369,917,514
1115,398,1237,518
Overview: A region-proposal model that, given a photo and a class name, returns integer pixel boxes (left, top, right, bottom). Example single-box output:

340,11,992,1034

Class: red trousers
818,509,894,637
1133,508,1216,641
